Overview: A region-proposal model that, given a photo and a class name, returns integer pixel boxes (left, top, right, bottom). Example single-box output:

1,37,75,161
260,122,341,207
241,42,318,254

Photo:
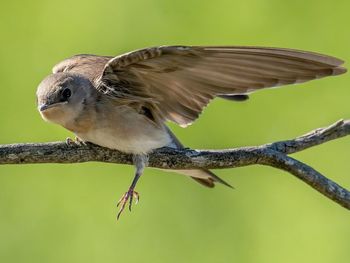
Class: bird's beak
39,103,54,112
38,101,67,112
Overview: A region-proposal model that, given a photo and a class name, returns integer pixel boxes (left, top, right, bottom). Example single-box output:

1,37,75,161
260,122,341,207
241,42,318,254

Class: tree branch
0,120,349,210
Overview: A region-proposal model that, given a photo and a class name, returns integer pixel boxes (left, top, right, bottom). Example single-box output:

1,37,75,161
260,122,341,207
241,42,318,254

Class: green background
0,0,349,262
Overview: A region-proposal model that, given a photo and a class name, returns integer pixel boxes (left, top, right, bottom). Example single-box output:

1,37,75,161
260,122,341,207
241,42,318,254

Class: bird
36,45,346,219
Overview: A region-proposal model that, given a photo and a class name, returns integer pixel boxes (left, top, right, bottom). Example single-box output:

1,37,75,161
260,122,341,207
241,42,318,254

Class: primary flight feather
36,45,346,218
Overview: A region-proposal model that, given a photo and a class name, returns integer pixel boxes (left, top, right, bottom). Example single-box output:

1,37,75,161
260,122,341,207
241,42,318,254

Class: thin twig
0,120,349,209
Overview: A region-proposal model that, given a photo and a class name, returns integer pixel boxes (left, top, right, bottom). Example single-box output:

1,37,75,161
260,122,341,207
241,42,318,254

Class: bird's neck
63,92,99,134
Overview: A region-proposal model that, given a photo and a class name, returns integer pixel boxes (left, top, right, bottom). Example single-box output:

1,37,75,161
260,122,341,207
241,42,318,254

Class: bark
0,119,349,209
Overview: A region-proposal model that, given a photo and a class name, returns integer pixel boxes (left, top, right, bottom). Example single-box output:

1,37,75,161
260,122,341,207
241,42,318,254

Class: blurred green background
0,0,349,262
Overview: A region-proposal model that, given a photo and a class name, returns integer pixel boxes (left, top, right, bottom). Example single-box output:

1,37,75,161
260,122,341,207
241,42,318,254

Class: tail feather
177,169,233,188
165,126,232,188
192,177,215,188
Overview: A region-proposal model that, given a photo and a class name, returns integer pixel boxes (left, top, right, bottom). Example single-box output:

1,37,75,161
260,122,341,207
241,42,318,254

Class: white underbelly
77,126,171,154
74,104,172,154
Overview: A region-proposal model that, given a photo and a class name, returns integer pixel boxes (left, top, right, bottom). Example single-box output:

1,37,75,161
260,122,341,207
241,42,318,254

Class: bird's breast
75,106,171,154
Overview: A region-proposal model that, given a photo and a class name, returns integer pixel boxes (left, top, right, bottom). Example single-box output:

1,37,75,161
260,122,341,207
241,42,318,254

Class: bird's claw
65,136,86,146
66,137,75,145
116,189,139,220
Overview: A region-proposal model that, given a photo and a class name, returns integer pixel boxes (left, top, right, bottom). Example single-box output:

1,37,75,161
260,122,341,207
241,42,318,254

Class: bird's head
36,73,94,127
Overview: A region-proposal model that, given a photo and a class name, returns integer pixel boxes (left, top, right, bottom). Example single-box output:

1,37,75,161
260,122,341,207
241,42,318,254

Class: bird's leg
116,154,148,220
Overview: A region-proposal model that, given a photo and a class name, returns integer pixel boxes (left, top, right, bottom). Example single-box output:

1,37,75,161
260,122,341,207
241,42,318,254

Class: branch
1,120,349,210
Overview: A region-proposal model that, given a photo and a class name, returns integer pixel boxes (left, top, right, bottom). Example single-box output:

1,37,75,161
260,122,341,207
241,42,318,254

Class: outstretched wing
96,46,346,127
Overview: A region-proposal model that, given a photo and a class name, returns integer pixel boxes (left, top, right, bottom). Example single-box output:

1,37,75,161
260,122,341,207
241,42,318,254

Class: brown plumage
36,45,346,218
54,46,346,128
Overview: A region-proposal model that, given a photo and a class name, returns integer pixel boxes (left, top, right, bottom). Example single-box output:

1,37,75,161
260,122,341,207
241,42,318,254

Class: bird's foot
65,136,86,146
116,188,140,220
65,137,75,145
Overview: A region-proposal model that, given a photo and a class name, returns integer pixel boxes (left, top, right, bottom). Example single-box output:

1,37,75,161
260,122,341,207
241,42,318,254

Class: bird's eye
61,88,71,100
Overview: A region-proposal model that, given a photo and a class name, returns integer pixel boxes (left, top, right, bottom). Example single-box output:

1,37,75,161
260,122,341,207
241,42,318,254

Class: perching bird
36,46,346,219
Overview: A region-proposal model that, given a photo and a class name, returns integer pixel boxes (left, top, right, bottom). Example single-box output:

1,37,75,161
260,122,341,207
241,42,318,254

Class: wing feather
97,46,346,126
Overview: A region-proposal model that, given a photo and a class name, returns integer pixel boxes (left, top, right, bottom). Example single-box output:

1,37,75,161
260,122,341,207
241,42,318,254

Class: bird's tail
165,126,232,188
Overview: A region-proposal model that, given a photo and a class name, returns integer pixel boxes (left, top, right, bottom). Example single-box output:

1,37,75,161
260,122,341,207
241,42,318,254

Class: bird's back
52,54,112,81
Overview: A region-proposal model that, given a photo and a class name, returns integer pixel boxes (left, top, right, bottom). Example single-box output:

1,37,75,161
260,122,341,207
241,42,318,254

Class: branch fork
0,120,349,209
